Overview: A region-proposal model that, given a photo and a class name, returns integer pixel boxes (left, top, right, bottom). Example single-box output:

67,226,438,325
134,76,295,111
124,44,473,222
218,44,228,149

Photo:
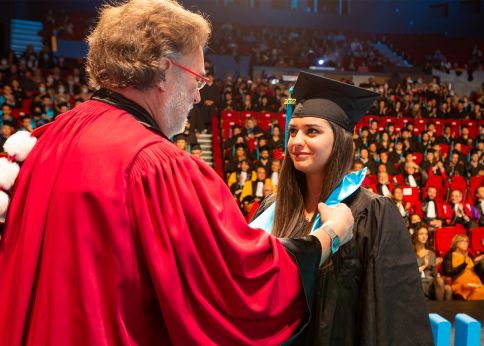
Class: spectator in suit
403,161,427,188
449,189,479,234
375,171,394,197
421,186,451,230
358,147,377,175
474,186,484,227
392,186,413,228
445,151,467,177
467,150,484,177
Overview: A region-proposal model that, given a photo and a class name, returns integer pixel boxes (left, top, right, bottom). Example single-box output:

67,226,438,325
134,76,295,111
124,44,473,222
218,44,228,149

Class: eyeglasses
170,60,209,90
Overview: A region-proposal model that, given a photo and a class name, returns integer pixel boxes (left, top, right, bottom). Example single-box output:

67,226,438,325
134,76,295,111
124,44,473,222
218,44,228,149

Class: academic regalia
254,72,433,345
254,188,433,345
0,90,322,345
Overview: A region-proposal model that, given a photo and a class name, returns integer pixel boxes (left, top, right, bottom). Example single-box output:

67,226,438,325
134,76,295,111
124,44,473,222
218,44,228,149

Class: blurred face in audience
272,126,280,137
426,151,434,162
271,160,281,173
455,237,469,252
2,125,14,137
427,187,437,200
377,164,387,174
246,119,255,129
2,105,12,116
451,153,459,165
191,148,201,158
410,214,421,225
352,162,364,172
368,143,377,153
377,172,389,185
240,161,250,172
461,128,469,137
256,167,267,181
236,147,245,157
380,152,388,162
175,139,187,151
260,150,270,160
476,187,484,200
416,228,429,246
450,190,463,204
360,149,368,160
263,184,273,197
393,188,403,202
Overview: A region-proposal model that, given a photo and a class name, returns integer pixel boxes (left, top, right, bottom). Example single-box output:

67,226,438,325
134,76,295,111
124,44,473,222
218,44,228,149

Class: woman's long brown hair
272,121,354,238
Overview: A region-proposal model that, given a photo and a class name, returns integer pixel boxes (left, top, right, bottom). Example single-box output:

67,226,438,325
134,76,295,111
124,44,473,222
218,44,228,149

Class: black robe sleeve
355,196,434,345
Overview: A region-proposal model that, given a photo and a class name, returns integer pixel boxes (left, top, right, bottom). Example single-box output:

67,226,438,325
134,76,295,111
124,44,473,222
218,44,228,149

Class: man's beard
161,78,193,138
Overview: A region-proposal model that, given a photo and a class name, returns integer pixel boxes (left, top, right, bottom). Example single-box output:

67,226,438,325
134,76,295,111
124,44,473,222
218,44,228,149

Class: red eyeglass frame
170,60,209,87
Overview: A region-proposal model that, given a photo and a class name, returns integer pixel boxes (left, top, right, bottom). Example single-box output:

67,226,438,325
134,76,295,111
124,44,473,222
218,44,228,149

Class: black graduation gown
254,188,433,345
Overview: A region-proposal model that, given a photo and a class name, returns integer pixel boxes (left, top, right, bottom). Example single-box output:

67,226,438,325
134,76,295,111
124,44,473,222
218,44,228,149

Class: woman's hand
435,257,443,266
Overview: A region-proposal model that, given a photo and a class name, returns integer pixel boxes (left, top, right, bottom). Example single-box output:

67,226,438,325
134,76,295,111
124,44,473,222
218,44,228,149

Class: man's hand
317,203,354,246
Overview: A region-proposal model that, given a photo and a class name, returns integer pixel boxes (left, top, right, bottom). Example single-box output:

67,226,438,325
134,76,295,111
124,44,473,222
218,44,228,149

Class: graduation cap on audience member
285,72,380,142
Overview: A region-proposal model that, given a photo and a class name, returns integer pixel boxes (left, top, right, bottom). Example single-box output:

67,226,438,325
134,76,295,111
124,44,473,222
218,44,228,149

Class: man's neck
113,87,159,123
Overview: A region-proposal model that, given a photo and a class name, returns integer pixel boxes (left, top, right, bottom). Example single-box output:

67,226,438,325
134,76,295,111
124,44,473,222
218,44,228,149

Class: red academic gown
0,100,312,345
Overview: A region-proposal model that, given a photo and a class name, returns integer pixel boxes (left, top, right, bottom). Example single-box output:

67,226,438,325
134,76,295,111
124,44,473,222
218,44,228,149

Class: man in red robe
0,1,354,345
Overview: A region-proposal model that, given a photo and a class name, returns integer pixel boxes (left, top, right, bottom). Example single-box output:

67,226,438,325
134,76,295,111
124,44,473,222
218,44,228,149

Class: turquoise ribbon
249,168,367,233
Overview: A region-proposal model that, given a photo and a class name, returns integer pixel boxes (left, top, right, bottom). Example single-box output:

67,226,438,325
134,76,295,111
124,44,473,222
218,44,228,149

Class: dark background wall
2,0,483,55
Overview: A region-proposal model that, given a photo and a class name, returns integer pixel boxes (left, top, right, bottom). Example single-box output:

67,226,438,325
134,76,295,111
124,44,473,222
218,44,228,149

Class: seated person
413,224,452,301
445,151,467,178
443,234,484,300
374,171,394,197
420,186,452,230
402,161,427,188
449,189,479,233
474,186,484,227
239,165,273,202
392,186,413,228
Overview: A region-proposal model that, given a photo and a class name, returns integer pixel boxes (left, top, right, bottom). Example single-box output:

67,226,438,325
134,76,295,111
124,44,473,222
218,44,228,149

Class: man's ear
157,58,171,92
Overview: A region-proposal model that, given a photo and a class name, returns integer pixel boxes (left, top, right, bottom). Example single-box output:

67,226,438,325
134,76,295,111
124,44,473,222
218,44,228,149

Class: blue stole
249,168,367,234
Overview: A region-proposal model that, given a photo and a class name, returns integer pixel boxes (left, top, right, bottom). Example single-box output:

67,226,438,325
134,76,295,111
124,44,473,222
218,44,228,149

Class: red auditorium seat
411,152,424,165
439,143,450,157
380,116,396,125
424,175,447,202
459,144,471,156
415,118,428,126
361,115,374,126
221,110,240,123
401,186,421,210
461,120,479,138
469,227,484,255
468,176,484,204
449,175,467,195
434,226,467,257
259,112,276,131
240,111,258,120
445,119,461,136
412,124,426,136
275,112,286,128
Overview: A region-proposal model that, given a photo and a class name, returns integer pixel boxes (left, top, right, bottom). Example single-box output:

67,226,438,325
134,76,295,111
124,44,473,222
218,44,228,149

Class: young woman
412,224,452,301
252,72,432,345
443,234,484,300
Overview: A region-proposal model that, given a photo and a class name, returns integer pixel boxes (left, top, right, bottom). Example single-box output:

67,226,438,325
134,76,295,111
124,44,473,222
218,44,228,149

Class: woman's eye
289,128,298,136
307,128,319,135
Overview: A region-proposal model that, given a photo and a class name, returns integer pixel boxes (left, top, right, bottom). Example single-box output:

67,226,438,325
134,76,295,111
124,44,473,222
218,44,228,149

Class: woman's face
287,117,334,175
456,238,469,252
411,214,421,224
417,228,428,245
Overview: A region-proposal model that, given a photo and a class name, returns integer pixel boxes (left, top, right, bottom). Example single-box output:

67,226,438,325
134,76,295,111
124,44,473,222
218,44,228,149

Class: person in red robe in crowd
419,186,452,229
0,1,355,345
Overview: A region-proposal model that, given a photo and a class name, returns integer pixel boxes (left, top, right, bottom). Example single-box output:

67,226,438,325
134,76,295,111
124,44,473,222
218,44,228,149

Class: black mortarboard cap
291,72,380,132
